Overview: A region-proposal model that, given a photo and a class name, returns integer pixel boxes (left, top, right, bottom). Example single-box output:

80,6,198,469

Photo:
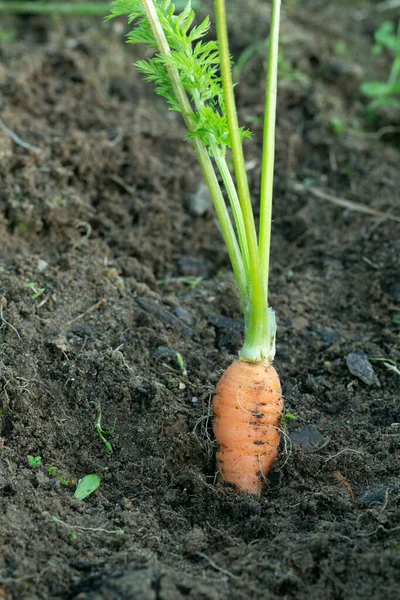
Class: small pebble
37,259,48,272
359,486,391,506
291,316,309,331
319,327,340,345
346,350,380,387
175,306,195,327
189,183,211,216
290,424,327,452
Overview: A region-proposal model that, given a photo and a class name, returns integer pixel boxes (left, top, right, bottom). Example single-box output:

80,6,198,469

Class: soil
0,1,399,599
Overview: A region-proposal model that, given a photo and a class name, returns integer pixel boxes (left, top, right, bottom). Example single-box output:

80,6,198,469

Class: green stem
0,1,198,16
190,87,250,280
0,2,111,16
212,145,251,282
259,0,281,300
388,20,400,85
142,0,247,306
215,0,267,361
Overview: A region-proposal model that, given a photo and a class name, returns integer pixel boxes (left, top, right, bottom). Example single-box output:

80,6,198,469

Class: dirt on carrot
0,1,399,599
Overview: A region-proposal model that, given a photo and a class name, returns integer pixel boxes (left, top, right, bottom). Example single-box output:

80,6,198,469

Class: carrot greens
108,0,281,363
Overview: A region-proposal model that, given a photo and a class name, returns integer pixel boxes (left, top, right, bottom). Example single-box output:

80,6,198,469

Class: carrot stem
0,2,111,15
214,0,266,359
141,0,247,306
215,0,277,363
259,0,281,299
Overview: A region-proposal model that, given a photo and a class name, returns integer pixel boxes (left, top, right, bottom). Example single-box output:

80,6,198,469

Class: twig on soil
357,523,400,537
304,435,331,454
197,552,239,580
108,174,137,196
113,344,135,374
63,298,106,328
0,305,20,339
75,221,92,241
362,257,380,270
52,516,123,535
324,448,364,463
290,181,400,223
349,125,400,140
0,117,42,154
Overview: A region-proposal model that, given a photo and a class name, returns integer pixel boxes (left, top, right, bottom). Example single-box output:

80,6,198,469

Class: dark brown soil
1,1,399,599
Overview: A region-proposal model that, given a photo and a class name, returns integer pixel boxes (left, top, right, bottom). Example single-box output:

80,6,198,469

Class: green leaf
360,81,400,98
374,21,397,52
284,411,297,421
28,455,42,468
108,0,234,152
74,474,101,500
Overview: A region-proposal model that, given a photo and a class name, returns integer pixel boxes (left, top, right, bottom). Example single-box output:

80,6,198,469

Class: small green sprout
334,40,348,56
96,406,116,453
47,465,57,477
25,282,45,300
330,117,346,135
58,474,73,487
370,357,400,376
28,455,42,468
283,411,297,421
176,352,188,377
281,411,297,427
360,20,400,111
74,474,101,500
46,464,74,486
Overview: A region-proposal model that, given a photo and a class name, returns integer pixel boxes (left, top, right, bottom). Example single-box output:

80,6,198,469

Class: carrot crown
107,0,281,363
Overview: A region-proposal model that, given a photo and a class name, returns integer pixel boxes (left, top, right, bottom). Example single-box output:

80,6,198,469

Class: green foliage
330,116,346,135
96,406,116,453
176,351,187,376
360,20,400,110
74,474,101,500
28,455,42,468
334,40,348,57
283,411,297,421
0,28,16,44
372,21,399,55
107,0,250,153
25,282,45,300
47,465,57,477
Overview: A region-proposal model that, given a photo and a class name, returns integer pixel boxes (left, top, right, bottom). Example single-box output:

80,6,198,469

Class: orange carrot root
212,359,283,496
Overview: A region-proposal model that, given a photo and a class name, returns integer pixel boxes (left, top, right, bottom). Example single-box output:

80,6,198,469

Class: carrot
213,360,283,496
109,0,283,495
